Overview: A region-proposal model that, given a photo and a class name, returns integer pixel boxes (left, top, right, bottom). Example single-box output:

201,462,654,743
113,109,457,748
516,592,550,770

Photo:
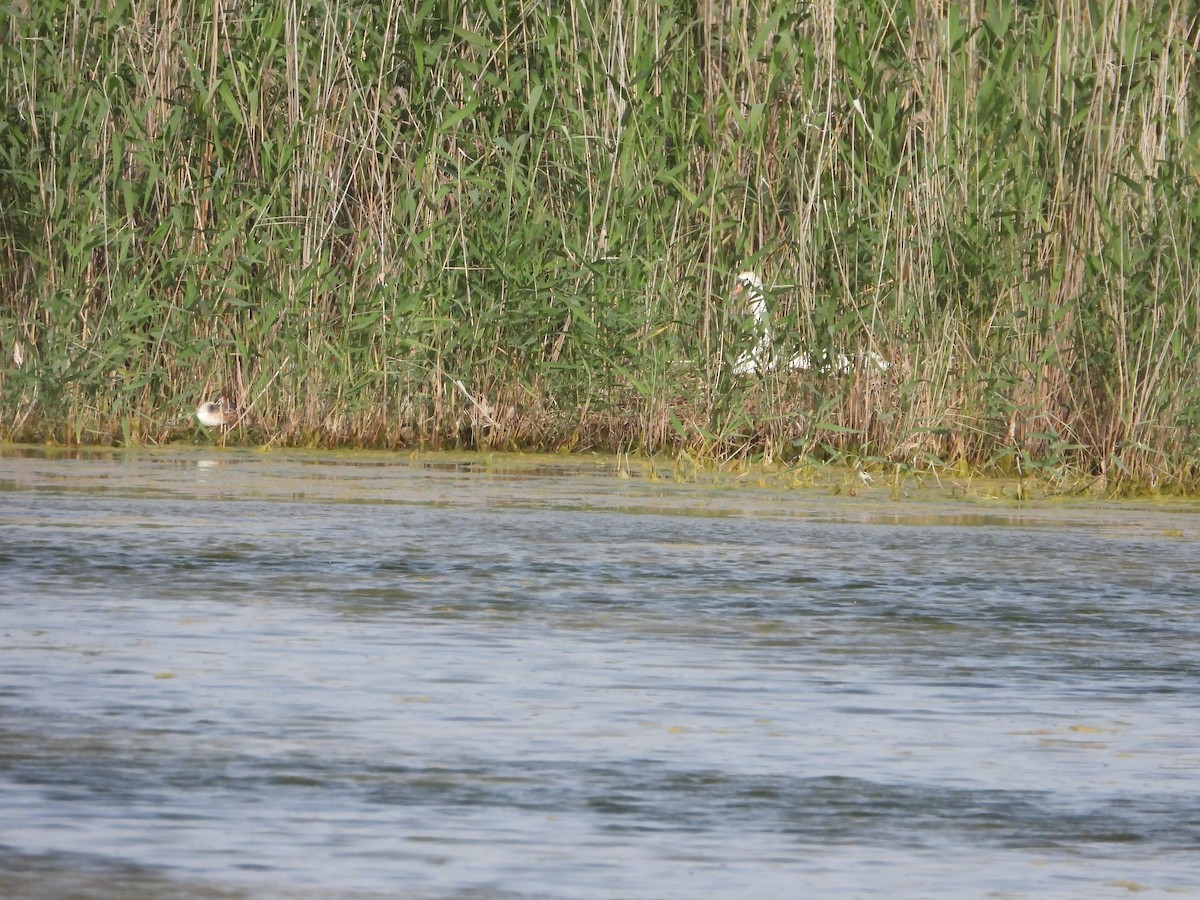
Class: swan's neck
747,293,768,327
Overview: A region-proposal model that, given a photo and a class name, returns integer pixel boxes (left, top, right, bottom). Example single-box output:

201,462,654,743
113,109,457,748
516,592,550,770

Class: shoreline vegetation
7,443,1200,508
2,1,1199,491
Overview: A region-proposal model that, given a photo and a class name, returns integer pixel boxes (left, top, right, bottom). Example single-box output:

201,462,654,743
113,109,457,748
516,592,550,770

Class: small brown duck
195,397,238,428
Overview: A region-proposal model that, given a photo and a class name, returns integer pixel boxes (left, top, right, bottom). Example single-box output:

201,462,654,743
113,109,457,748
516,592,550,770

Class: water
1,448,1198,898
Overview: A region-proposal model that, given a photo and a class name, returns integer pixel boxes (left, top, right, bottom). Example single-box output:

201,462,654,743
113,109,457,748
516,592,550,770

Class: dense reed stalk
2,0,1198,488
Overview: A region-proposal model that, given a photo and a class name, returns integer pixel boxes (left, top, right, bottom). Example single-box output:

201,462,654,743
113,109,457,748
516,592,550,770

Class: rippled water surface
2,448,1199,898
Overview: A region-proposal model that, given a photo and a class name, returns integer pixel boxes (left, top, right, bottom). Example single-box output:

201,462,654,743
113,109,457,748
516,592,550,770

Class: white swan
730,271,888,375
195,397,238,428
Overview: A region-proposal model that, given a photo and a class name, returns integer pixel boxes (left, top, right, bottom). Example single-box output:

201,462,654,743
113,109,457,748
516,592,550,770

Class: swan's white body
730,271,888,375
196,398,237,428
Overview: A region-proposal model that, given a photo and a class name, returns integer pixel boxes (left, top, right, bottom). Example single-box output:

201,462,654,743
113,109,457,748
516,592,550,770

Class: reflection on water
1,449,1198,898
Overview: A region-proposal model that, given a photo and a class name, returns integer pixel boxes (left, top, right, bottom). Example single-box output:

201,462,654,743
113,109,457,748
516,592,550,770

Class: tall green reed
1,0,1197,488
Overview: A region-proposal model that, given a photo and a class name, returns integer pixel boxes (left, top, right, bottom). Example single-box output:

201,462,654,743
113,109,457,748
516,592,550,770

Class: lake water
1,448,1198,898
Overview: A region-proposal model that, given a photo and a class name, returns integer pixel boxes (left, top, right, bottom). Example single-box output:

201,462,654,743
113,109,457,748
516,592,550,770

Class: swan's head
196,397,236,428
733,271,762,291
732,270,767,322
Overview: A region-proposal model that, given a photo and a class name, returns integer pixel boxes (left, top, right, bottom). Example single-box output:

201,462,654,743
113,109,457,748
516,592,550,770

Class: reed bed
2,0,1198,489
